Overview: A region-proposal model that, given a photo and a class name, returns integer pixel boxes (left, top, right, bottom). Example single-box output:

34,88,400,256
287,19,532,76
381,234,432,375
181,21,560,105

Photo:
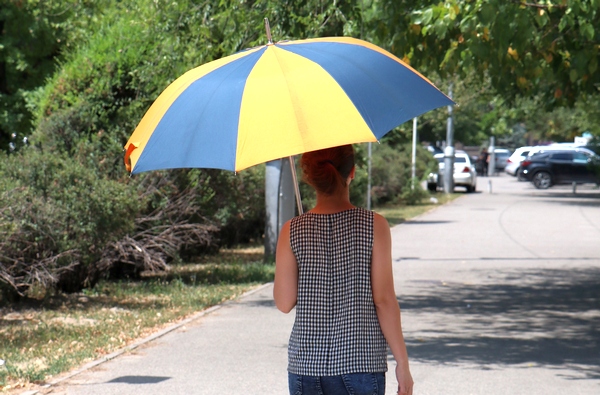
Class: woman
274,145,413,395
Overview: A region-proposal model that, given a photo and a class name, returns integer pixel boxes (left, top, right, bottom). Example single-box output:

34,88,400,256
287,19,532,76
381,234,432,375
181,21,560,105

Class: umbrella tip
264,18,273,44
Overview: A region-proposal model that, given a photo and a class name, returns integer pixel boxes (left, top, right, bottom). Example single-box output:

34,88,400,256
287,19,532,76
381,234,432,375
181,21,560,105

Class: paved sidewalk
393,176,600,395
35,175,600,395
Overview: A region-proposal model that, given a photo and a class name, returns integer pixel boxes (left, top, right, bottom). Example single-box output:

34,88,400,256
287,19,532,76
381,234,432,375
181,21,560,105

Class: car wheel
466,185,474,193
532,171,552,189
427,183,437,192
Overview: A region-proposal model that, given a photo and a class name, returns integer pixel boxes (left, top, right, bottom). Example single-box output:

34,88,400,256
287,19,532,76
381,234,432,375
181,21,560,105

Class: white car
505,146,533,177
427,151,477,193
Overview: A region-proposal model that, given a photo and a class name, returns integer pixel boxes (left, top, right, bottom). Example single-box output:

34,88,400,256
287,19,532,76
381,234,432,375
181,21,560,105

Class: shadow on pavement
528,191,600,201
533,198,600,208
241,298,276,308
397,257,600,262
403,221,454,225
106,376,171,384
400,267,600,380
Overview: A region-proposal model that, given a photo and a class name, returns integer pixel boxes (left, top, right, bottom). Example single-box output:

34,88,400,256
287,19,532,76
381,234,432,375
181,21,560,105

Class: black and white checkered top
288,207,388,376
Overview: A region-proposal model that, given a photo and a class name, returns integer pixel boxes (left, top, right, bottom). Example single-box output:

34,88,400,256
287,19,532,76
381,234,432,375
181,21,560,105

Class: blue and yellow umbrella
125,35,453,174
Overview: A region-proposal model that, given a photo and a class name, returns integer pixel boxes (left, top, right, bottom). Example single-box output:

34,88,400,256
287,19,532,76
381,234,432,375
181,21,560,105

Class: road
32,174,600,395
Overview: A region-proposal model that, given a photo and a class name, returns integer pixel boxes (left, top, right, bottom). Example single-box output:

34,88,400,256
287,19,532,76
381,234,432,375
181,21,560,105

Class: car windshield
573,152,590,163
436,156,467,163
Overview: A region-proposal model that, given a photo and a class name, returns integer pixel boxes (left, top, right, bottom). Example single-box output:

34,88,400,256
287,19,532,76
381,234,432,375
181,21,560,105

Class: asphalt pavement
31,174,600,395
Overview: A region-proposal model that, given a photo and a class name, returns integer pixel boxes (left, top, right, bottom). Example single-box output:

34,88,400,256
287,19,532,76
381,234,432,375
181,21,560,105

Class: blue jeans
288,372,386,395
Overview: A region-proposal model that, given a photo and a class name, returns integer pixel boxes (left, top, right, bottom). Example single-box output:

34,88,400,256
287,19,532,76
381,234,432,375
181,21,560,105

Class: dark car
520,148,600,189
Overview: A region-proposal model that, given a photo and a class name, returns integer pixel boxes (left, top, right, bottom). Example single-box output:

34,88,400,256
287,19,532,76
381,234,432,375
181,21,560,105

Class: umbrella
124,20,454,210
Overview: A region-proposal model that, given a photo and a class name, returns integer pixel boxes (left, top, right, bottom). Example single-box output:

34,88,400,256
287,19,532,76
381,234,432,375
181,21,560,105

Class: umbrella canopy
125,36,453,174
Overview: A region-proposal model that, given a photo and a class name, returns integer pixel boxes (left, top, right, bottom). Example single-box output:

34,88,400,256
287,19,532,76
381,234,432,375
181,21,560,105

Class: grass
0,246,272,393
0,194,461,392
374,191,462,226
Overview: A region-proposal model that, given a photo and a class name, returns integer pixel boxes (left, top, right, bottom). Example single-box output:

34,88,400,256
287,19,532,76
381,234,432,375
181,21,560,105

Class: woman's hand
396,363,414,395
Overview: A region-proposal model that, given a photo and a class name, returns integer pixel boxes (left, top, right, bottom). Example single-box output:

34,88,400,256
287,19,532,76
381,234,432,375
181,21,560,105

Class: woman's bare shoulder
372,212,390,228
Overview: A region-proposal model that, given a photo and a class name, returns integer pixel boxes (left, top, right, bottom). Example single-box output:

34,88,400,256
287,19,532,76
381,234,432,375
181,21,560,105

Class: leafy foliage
0,0,112,152
400,178,431,206
0,147,137,295
369,143,437,205
371,0,600,106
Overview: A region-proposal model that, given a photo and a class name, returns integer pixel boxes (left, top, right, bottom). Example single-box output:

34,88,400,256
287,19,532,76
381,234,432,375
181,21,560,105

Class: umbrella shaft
264,18,273,44
289,156,303,215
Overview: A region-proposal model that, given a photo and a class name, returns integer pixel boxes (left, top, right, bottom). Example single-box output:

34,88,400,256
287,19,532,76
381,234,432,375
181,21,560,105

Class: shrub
400,178,431,206
369,143,437,205
99,170,221,279
0,147,138,295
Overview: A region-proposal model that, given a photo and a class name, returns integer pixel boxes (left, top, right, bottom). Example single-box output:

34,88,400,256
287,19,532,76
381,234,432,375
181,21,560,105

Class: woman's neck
309,188,355,214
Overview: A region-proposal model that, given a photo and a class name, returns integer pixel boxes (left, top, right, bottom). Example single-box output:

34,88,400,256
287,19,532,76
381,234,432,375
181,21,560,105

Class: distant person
274,145,413,395
479,148,489,176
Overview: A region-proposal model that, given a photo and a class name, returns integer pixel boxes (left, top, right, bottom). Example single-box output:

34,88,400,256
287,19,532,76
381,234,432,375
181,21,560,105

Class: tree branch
511,1,566,9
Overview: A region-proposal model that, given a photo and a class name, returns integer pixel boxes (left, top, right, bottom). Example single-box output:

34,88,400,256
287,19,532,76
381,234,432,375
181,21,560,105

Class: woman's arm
273,220,298,313
371,213,414,395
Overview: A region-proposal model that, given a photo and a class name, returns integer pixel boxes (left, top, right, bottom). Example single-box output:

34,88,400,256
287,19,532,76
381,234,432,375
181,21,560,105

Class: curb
397,193,465,226
22,282,272,395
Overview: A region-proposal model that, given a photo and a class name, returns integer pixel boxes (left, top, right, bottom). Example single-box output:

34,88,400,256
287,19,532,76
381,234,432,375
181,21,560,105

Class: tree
0,0,111,152
370,0,599,107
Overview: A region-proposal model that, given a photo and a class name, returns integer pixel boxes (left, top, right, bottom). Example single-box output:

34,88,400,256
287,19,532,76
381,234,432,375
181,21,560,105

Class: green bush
400,178,431,206
0,147,138,295
370,143,437,205
203,168,266,246
155,167,267,248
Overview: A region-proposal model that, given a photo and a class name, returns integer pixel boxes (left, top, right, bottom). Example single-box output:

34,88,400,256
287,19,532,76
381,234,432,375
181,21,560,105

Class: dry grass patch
0,247,273,392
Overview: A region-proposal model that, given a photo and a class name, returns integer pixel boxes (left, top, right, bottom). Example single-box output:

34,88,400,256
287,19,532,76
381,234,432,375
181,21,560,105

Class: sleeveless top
288,207,388,376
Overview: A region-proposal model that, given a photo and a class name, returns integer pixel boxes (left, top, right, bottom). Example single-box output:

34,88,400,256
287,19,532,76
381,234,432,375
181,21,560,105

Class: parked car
505,146,533,178
520,148,600,189
426,145,443,155
517,144,596,179
427,151,477,192
525,143,588,158
492,148,512,171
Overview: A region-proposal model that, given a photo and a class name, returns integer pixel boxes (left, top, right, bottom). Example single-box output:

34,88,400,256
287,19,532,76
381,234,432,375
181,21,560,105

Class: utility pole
361,0,373,210
488,136,496,176
367,142,372,209
443,84,455,193
264,158,295,261
411,117,417,189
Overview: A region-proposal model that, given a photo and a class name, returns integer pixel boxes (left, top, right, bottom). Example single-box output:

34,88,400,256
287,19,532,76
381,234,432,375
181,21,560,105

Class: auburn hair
300,145,355,195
